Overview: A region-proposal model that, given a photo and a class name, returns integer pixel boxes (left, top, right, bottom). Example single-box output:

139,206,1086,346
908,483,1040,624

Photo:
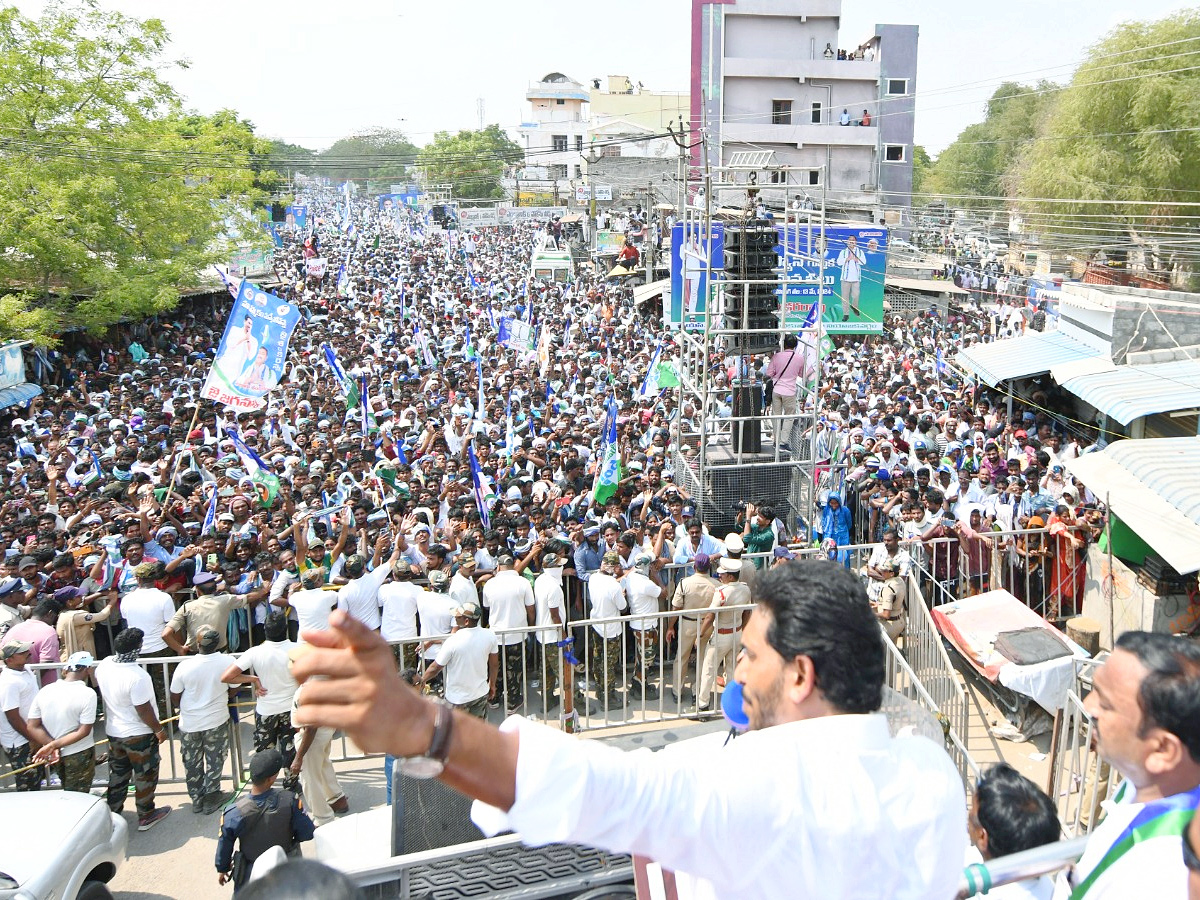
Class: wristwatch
397,700,454,780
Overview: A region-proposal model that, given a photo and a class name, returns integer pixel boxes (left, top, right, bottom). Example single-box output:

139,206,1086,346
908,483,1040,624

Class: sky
17,0,1198,154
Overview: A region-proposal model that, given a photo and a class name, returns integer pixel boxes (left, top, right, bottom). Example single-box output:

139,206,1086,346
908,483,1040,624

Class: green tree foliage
267,139,317,174
417,125,523,200
317,128,418,184
910,145,932,196
1013,10,1200,257
0,2,270,343
923,81,1054,207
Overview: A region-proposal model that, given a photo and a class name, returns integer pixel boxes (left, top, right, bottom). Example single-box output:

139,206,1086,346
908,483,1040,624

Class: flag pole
165,402,204,493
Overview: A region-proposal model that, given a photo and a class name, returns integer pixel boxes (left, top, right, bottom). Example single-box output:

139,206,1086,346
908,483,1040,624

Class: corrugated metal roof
1065,437,1200,574
954,330,1107,386
1057,358,1200,425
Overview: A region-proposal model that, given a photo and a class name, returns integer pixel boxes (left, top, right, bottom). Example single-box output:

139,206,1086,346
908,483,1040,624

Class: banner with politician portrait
201,280,302,411
667,222,724,331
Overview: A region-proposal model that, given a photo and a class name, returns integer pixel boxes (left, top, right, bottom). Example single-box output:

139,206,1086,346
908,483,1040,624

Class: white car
0,791,127,900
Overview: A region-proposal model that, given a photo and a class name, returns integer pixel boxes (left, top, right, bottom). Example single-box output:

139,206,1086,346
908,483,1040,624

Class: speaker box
731,385,762,453
391,764,483,854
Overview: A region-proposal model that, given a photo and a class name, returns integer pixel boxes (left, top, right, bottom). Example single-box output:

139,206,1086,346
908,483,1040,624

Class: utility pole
477,97,485,131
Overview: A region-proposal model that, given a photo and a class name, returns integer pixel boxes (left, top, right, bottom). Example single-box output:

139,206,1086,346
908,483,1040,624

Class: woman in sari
1046,504,1086,619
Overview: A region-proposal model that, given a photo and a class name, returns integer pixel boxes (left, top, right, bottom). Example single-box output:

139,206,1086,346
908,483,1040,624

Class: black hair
114,627,144,655
264,611,289,642
757,504,775,521
753,561,883,714
33,598,63,619
238,860,361,900
974,763,1060,859
781,334,799,350
1115,631,1200,762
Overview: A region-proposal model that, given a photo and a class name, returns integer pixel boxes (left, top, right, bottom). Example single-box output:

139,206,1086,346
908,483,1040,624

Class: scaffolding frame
671,154,830,537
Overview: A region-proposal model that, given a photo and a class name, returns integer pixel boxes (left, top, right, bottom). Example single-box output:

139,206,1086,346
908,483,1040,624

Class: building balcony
724,56,880,83
723,121,878,148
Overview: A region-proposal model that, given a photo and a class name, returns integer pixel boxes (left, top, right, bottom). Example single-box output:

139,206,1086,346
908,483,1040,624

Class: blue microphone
721,680,749,735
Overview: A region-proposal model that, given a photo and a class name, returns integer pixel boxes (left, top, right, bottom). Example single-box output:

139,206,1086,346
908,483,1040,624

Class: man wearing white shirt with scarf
292,561,966,899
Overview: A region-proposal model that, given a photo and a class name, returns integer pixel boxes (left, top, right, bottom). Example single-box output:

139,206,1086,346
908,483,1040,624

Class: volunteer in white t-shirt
221,611,299,768
170,626,233,814
283,568,339,638
532,553,567,709
95,627,172,831
623,554,666,701
29,651,99,794
378,568,423,672
0,638,42,791
420,601,497,718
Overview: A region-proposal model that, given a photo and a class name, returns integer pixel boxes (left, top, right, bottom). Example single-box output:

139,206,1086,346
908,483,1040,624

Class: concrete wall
1112,300,1200,363
876,23,918,207
725,13,837,60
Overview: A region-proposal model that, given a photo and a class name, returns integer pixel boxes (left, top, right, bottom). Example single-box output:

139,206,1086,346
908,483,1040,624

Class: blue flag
468,443,491,530
202,484,219,536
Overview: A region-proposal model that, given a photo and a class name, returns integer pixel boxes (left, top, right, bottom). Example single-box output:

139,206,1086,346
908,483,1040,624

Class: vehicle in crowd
0,791,127,900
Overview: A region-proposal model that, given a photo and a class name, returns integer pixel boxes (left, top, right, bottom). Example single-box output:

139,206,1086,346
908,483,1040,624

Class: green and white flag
228,429,280,508
592,397,622,506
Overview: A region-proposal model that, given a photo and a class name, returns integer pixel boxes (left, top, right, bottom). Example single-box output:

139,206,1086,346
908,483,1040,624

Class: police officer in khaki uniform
215,749,314,890
697,557,752,712
664,552,719,704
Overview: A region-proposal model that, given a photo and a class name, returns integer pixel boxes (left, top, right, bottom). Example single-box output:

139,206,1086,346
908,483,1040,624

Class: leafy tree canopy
0,2,272,344
316,128,418,184
417,125,523,200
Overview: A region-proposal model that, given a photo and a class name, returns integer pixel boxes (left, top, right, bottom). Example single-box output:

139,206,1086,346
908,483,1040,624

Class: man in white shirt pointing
292,561,966,899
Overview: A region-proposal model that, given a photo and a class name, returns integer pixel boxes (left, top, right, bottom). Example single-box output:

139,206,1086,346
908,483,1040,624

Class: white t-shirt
335,565,393,630
532,570,565,645
169,652,233,733
435,626,498,705
235,640,298,716
29,679,98,756
449,572,479,610
0,666,40,748
120,587,176,654
482,570,535,646
623,571,662,631
379,582,422,642
95,659,155,739
417,592,457,661
288,588,338,636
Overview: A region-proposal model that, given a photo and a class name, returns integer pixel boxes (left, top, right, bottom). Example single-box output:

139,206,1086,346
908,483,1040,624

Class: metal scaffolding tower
671,148,830,540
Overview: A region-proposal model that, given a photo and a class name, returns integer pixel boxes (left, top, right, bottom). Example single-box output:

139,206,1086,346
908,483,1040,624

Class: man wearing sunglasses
1057,632,1200,899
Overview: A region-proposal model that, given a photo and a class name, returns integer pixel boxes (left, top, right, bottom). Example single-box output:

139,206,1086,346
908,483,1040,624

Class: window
769,170,785,184
884,144,906,162
556,98,565,105
771,99,792,125
810,102,822,124
575,165,582,178
808,170,820,185
548,164,568,180
575,135,583,152
552,134,568,152
886,78,908,96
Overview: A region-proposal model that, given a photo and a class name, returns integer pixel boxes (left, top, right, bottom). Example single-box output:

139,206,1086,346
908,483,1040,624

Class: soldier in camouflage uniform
169,627,233,814
29,651,100,793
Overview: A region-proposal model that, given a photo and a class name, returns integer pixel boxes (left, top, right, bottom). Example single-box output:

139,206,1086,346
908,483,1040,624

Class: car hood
0,792,100,885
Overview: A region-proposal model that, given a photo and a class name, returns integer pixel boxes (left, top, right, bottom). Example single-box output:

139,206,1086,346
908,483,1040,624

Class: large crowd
0,184,1137,888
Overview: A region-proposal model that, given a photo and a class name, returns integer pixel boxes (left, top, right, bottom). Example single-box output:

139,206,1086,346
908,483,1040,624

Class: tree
316,128,418,184
266,138,317,178
910,145,932,197
922,81,1054,207
0,3,271,343
1013,10,1200,269
417,125,523,200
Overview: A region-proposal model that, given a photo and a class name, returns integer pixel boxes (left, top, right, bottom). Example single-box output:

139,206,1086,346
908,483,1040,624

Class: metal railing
1046,655,1117,837
958,836,1087,898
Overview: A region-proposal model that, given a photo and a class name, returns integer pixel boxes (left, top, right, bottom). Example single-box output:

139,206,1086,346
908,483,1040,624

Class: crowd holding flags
227,428,281,508
591,395,622,506
637,342,681,399
468,443,491,530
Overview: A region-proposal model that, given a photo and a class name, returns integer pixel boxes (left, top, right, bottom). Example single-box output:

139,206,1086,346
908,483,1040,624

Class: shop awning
1065,437,1200,575
1055,358,1200,425
633,278,669,306
954,330,1106,386
0,382,41,410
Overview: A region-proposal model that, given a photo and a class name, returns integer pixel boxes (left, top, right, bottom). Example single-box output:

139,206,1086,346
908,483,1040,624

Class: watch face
399,756,445,780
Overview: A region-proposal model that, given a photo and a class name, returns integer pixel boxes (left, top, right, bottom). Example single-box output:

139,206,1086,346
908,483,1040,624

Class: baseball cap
1,639,33,660
454,601,482,620
196,626,222,651
773,546,797,560
64,651,96,670
249,749,284,784
428,570,449,589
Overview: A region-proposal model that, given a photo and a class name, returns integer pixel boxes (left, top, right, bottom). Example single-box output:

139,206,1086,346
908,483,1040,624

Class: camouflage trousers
392,642,419,677
107,733,161,818
632,627,658,681
499,643,525,710
453,696,489,719
253,711,296,768
3,742,43,792
592,634,624,696
57,748,96,794
180,725,228,805
538,641,561,702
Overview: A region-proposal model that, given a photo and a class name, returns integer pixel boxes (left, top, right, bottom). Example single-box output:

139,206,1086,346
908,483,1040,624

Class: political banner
594,230,626,256
496,317,535,353
667,223,886,335
285,205,308,230
458,208,500,228
778,225,887,334
306,257,327,279
497,206,560,224
201,280,302,411
667,222,724,331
